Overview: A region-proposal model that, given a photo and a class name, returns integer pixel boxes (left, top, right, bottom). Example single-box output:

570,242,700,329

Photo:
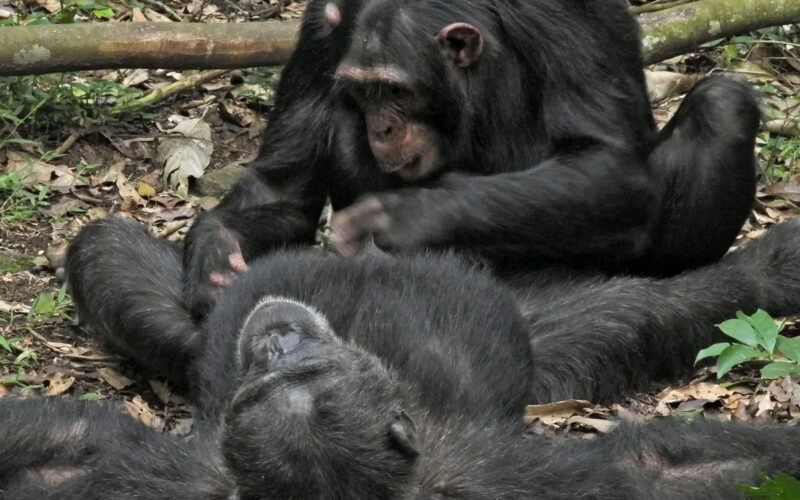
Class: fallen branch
0,0,798,75
0,21,298,76
111,68,230,114
640,0,800,64
630,0,698,15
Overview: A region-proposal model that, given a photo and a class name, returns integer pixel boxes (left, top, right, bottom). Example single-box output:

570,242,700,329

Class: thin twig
112,69,230,114
141,0,184,22
54,130,81,155
256,0,293,20
630,0,696,15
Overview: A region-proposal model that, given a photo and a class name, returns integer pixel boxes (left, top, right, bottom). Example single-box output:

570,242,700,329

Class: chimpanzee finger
229,252,248,273
209,271,236,288
331,197,384,241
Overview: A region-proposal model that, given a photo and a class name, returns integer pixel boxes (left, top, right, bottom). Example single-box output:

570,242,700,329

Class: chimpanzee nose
367,112,401,144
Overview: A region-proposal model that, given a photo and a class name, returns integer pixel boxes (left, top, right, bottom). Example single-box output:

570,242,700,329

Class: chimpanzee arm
521,219,800,403
183,100,332,317
333,145,657,269
183,0,346,317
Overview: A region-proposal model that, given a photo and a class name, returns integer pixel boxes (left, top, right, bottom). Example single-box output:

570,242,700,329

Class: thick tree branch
0,0,798,75
0,21,298,76
640,0,800,64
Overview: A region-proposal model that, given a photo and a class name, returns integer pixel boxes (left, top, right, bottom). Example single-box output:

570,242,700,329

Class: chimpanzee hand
331,188,450,256
184,216,249,319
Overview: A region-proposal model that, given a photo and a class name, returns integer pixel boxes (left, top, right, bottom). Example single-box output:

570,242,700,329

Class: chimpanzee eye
389,86,410,100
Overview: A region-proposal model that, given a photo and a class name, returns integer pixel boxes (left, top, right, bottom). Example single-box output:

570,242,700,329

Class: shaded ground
1,1,800,436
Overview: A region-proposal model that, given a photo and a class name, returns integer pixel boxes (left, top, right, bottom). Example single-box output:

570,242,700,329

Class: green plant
0,74,148,148
27,286,73,323
0,334,37,368
759,133,800,184
736,472,800,499
695,309,800,379
0,171,50,225
0,370,42,390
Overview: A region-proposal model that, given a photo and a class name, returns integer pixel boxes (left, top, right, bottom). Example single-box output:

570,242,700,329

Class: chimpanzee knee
66,218,198,386
647,77,759,274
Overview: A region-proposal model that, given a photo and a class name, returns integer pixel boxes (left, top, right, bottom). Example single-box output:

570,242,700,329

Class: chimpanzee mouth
389,155,422,181
231,361,336,412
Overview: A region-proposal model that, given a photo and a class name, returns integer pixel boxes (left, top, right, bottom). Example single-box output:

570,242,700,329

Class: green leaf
0,336,14,353
749,309,780,353
777,336,800,363
92,8,114,19
761,362,797,379
30,292,56,317
80,392,106,401
716,319,758,347
716,345,763,378
736,472,800,498
695,343,730,365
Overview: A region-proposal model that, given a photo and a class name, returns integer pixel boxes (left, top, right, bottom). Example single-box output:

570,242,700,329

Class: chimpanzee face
329,1,484,182
222,297,419,499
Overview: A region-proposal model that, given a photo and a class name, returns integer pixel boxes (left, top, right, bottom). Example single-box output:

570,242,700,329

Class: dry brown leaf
655,382,730,415
137,182,157,198
158,117,213,197
220,99,257,127
7,152,77,189
122,69,150,87
0,300,31,314
781,376,800,409
170,418,194,437
766,177,800,203
524,400,592,426
35,0,62,13
98,367,134,390
117,172,146,207
90,161,125,187
150,380,189,405
754,393,777,418
767,379,790,403
644,70,699,103
567,416,616,433
125,395,164,430
86,207,109,220
43,372,75,396
42,341,119,361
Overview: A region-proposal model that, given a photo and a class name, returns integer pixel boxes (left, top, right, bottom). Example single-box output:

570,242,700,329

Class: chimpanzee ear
387,411,419,458
437,23,484,68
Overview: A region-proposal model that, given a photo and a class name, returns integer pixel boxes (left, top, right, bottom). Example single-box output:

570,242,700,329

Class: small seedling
695,309,800,379
26,285,73,324
0,172,50,225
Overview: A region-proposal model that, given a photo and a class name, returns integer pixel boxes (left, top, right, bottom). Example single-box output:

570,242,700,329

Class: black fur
183,0,759,316
4,217,799,498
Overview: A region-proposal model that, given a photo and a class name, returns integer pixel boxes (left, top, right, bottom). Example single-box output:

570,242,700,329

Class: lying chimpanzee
3,217,800,499
183,0,760,317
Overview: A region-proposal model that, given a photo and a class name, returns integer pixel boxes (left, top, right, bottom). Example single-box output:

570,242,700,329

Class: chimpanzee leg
516,219,800,403
611,419,800,498
646,77,759,275
66,218,199,386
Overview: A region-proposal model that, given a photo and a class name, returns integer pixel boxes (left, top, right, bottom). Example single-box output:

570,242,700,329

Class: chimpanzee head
222,297,420,499
330,0,490,181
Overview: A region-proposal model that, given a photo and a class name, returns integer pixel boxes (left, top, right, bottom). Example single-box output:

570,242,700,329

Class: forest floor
1,0,800,439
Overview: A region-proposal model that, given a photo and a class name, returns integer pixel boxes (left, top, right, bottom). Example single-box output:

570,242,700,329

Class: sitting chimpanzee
183,0,760,317
3,217,800,499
